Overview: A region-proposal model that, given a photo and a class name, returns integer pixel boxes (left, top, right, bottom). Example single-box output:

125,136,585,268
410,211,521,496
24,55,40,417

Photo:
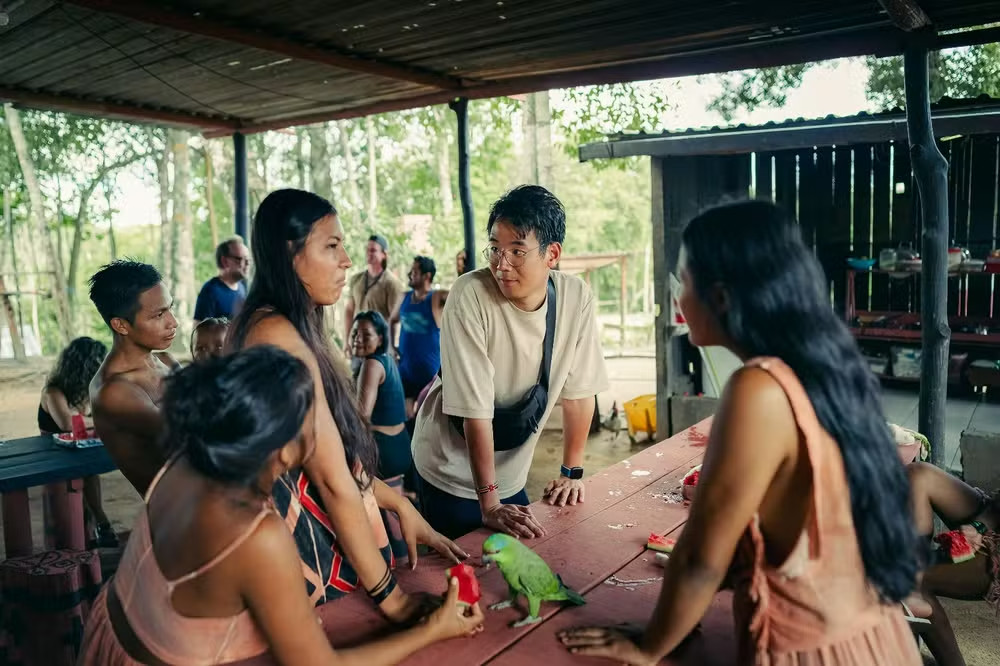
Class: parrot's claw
511,615,542,628
489,600,515,611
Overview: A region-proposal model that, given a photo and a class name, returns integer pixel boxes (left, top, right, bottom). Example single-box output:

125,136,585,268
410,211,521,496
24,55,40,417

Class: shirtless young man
88,260,180,496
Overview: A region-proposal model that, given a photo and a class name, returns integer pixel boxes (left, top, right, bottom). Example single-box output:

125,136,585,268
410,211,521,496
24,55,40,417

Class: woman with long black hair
560,200,922,664
229,189,467,621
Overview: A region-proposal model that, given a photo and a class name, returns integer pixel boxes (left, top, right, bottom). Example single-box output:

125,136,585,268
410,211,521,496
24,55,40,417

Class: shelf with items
844,267,1000,387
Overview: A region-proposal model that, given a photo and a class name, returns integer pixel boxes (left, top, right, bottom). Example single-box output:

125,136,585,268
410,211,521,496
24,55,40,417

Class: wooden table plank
236,422,711,666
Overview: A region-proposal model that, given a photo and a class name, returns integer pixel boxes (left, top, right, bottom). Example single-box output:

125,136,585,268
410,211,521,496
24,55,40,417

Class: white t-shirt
411,268,609,499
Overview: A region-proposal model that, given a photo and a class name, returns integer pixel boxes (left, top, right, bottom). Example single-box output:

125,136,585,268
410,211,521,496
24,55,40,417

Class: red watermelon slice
447,563,481,606
934,530,976,564
647,533,676,553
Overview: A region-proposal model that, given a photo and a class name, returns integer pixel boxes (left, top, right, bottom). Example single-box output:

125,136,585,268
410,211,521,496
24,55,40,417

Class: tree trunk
171,129,195,341
435,112,454,217
0,275,25,360
338,120,363,213
295,127,307,190
366,116,377,224
205,147,218,249
521,93,554,190
105,179,117,260
4,103,72,344
156,137,173,289
0,202,25,360
308,124,332,198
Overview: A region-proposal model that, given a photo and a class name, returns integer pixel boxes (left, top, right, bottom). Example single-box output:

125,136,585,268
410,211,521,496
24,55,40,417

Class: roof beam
205,20,1000,137
578,108,1000,161
63,0,464,90
0,85,240,130
877,0,933,32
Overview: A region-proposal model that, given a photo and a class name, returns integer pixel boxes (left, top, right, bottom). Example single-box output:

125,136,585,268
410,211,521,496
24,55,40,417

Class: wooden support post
904,35,950,468
450,98,476,272
233,132,249,241
619,256,628,354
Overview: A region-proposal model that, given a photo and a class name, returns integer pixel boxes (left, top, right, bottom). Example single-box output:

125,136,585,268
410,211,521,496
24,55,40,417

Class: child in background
190,317,229,362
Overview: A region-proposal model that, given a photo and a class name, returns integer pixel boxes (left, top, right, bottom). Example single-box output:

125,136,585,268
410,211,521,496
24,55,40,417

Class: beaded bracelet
476,482,499,495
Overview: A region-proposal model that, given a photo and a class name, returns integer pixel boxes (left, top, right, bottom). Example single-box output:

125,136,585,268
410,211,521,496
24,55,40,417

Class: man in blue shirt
194,237,249,324
390,256,447,418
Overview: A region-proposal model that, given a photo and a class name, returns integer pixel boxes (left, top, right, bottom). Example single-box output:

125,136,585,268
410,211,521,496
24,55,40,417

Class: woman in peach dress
561,201,922,665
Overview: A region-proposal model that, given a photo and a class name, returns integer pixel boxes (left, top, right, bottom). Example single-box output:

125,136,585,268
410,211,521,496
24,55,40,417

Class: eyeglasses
227,255,251,266
482,245,540,268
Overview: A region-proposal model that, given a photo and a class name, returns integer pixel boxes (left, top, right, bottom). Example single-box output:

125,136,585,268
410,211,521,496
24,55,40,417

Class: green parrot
482,533,585,627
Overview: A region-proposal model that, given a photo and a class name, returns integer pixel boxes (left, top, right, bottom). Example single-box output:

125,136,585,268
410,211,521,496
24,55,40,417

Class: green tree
703,43,1000,118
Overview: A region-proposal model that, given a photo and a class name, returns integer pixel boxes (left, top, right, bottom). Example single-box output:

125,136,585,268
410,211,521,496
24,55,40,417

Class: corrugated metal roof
579,96,1000,161
0,0,998,134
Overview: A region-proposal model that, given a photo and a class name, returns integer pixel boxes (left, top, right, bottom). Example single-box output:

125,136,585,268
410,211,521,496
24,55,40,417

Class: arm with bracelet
543,283,607,506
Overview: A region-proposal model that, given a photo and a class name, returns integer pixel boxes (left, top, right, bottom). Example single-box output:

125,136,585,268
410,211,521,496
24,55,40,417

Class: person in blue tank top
390,256,448,418
352,310,414,561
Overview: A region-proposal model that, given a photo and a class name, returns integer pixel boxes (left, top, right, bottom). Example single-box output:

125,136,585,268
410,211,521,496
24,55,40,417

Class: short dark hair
161,345,314,487
216,237,243,269
88,259,162,328
190,317,230,354
413,256,436,282
353,310,390,356
487,185,566,248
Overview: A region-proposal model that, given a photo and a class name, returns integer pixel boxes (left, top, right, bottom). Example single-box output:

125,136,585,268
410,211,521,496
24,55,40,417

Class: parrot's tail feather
556,574,586,606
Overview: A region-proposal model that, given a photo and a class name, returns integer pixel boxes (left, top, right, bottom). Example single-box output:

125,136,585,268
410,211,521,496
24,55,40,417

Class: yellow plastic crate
623,394,657,441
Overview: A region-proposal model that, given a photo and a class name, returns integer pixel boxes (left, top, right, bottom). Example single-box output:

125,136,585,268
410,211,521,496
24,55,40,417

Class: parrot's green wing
499,540,563,599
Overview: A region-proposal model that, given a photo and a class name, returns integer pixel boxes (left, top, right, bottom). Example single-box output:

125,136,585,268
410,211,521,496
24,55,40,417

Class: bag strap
537,276,557,389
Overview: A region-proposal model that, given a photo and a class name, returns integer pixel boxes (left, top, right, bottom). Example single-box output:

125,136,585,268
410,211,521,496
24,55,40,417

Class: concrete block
960,429,1000,491
670,395,719,436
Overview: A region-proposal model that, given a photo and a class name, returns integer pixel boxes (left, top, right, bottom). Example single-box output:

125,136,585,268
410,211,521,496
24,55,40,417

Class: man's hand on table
482,503,546,539
542,477,585,506
397,500,469,568
559,624,656,665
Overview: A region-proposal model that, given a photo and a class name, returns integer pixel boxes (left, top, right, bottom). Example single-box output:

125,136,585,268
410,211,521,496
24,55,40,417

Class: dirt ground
1,357,997,664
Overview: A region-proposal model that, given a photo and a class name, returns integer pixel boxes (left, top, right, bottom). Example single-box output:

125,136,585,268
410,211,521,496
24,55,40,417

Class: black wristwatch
560,465,584,480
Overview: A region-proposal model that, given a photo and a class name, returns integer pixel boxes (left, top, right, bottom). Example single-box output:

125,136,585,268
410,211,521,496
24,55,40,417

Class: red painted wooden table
238,418,739,665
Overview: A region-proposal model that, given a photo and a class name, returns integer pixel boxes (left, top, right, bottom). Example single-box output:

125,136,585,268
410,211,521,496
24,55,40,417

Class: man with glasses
411,185,609,539
194,237,249,324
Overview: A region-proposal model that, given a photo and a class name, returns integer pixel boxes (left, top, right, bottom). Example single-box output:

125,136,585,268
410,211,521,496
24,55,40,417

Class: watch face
563,466,584,480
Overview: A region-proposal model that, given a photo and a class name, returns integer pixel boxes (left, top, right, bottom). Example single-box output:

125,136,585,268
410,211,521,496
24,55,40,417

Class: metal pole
449,98,475,272
233,131,249,240
904,33,950,468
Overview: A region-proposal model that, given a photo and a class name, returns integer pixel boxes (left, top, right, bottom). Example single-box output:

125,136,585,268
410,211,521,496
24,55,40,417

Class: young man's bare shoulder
92,373,153,413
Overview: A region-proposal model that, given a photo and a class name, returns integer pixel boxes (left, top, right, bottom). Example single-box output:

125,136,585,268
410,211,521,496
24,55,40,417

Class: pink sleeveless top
729,358,921,665
110,464,272,664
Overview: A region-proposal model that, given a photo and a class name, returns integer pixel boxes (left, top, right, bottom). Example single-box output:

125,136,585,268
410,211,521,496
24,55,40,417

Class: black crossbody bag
443,277,556,451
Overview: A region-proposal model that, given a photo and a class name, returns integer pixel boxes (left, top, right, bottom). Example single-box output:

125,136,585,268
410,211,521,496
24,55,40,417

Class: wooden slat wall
969,136,998,317
853,146,874,312
680,135,1000,319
